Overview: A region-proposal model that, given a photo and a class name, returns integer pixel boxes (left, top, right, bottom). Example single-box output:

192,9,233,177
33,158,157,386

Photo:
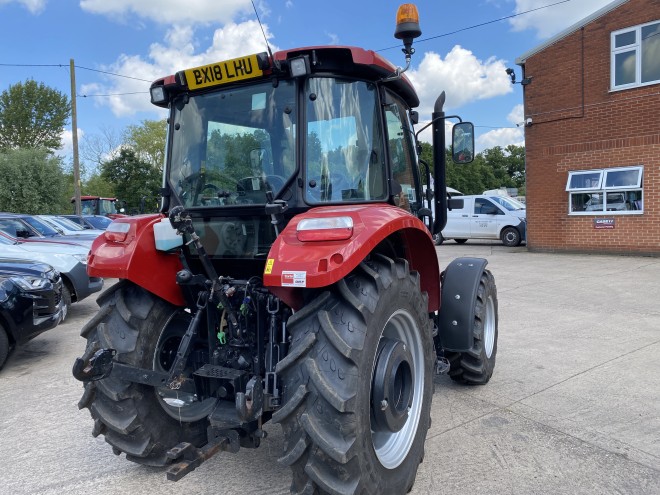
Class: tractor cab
151,45,440,269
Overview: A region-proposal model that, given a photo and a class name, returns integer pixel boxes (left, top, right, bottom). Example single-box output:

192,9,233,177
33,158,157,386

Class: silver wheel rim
371,309,424,469
484,294,496,358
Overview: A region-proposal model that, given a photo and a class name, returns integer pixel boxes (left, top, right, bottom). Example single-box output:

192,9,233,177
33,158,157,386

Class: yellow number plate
184,54,264,90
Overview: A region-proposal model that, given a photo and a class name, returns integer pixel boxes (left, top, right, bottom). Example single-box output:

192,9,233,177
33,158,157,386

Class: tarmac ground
1,241,658,494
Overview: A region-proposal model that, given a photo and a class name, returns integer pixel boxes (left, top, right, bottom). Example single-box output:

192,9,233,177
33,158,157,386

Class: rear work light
150,86,167,104
296,216,354,242
104,222,131,243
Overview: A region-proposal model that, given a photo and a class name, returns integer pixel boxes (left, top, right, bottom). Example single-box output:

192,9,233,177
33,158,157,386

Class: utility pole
70,59,81,215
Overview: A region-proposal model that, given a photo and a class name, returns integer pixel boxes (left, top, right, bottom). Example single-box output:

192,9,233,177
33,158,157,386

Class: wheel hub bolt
380,399,388,411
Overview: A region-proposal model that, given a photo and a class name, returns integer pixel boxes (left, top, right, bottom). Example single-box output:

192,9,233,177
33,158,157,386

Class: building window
611,20,660,90
566,166,643,214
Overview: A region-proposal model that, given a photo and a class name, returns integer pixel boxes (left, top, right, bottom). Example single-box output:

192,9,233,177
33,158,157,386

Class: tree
0,148,70,213
123,119,167,171
0,80,70,152
101,148,161,213
83,171,115,198
80,125,122,171
418,142,526,195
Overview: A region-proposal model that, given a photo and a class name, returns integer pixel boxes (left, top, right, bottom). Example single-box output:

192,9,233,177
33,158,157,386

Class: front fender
438,257,488,351
87,215,184,306
264,204,440,312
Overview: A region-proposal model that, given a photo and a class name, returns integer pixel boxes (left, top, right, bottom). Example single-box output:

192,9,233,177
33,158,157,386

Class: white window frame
565,170,603,191
567,166,643,215
611,20,660,91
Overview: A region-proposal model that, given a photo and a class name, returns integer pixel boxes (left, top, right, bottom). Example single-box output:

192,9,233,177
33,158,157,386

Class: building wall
521,0,660,255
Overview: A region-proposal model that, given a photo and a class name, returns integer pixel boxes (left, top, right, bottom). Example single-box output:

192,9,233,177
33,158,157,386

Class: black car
0,258,64,369
61,214,113,230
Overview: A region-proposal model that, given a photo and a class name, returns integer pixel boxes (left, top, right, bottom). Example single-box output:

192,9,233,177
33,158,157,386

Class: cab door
470,198,503,239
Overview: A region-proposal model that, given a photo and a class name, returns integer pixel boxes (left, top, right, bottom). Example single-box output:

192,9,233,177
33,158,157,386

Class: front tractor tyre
446,270,498,385
274,255,434,495
77,281,210,466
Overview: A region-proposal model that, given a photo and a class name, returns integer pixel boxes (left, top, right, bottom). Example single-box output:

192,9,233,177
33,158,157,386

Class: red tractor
73,5,498,494
72,195,125,219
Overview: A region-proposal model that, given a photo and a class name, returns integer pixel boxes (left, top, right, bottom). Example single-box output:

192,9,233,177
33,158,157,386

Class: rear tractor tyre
274,254,434,495
446,270,498,385
501,227,521,247
77,281,210,466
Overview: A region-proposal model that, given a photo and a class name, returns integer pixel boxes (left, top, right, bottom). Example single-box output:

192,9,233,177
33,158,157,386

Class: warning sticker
281,271,307,287
264,258,275,275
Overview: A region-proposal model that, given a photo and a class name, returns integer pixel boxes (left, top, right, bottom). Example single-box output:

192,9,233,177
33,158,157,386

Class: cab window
305,78,386,203
384,92,420,213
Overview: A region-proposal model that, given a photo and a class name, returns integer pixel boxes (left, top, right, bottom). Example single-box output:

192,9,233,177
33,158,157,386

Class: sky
0,0,616,168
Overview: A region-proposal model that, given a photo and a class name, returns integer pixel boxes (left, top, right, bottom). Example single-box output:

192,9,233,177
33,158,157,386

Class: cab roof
151,45,420,109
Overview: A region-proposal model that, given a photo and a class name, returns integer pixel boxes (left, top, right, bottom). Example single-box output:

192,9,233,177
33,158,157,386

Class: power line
0,63,67,67
75,65,153,83
79,91,149,97
0,63,152,83
378,0,572,51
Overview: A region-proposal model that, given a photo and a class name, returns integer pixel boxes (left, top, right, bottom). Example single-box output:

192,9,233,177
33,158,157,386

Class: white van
439,195,526,247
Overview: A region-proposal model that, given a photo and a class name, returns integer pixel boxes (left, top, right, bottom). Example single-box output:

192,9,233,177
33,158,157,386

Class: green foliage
0,80,70,152
123,119,167,171
417,141,525,195
0,148,69,213
83,172,115,198
101,148,161,213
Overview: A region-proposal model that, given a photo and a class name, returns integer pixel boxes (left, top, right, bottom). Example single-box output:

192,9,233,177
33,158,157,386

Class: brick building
516,0,659,255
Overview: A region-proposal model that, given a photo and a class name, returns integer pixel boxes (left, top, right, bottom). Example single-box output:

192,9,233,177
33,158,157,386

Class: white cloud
57,127,84,166
80,21,277,117
407,46,513,117
0,0,45,13
476,104,525,150
510,0,614,39
79,0,252,25
325,31,339,45
477,126,524,150
507,103,525,127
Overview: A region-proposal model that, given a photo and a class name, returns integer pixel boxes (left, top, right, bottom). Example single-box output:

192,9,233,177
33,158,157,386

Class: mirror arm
414,114,463,142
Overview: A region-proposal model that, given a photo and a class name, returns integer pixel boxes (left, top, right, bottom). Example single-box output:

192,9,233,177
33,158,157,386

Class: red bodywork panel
264,204,440,312
87,214,185,306
87,207,440,313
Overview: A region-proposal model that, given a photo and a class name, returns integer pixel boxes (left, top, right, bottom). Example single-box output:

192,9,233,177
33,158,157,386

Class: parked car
0,214,96,249
36,215,105,238
0,258,65,369
439,194,527,247
62,214,113,230
0,232,103,312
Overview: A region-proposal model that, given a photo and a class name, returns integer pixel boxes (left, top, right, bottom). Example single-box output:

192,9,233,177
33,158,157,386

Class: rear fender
438,257,488,351
87,215,185,306
264,204,440,312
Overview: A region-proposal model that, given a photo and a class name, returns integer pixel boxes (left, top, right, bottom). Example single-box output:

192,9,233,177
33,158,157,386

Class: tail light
296,216,353,242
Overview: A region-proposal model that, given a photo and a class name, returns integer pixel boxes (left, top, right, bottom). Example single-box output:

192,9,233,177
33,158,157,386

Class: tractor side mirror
452,122,475,164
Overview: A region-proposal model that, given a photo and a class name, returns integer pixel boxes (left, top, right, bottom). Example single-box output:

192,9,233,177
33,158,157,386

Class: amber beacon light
395,4,421,52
